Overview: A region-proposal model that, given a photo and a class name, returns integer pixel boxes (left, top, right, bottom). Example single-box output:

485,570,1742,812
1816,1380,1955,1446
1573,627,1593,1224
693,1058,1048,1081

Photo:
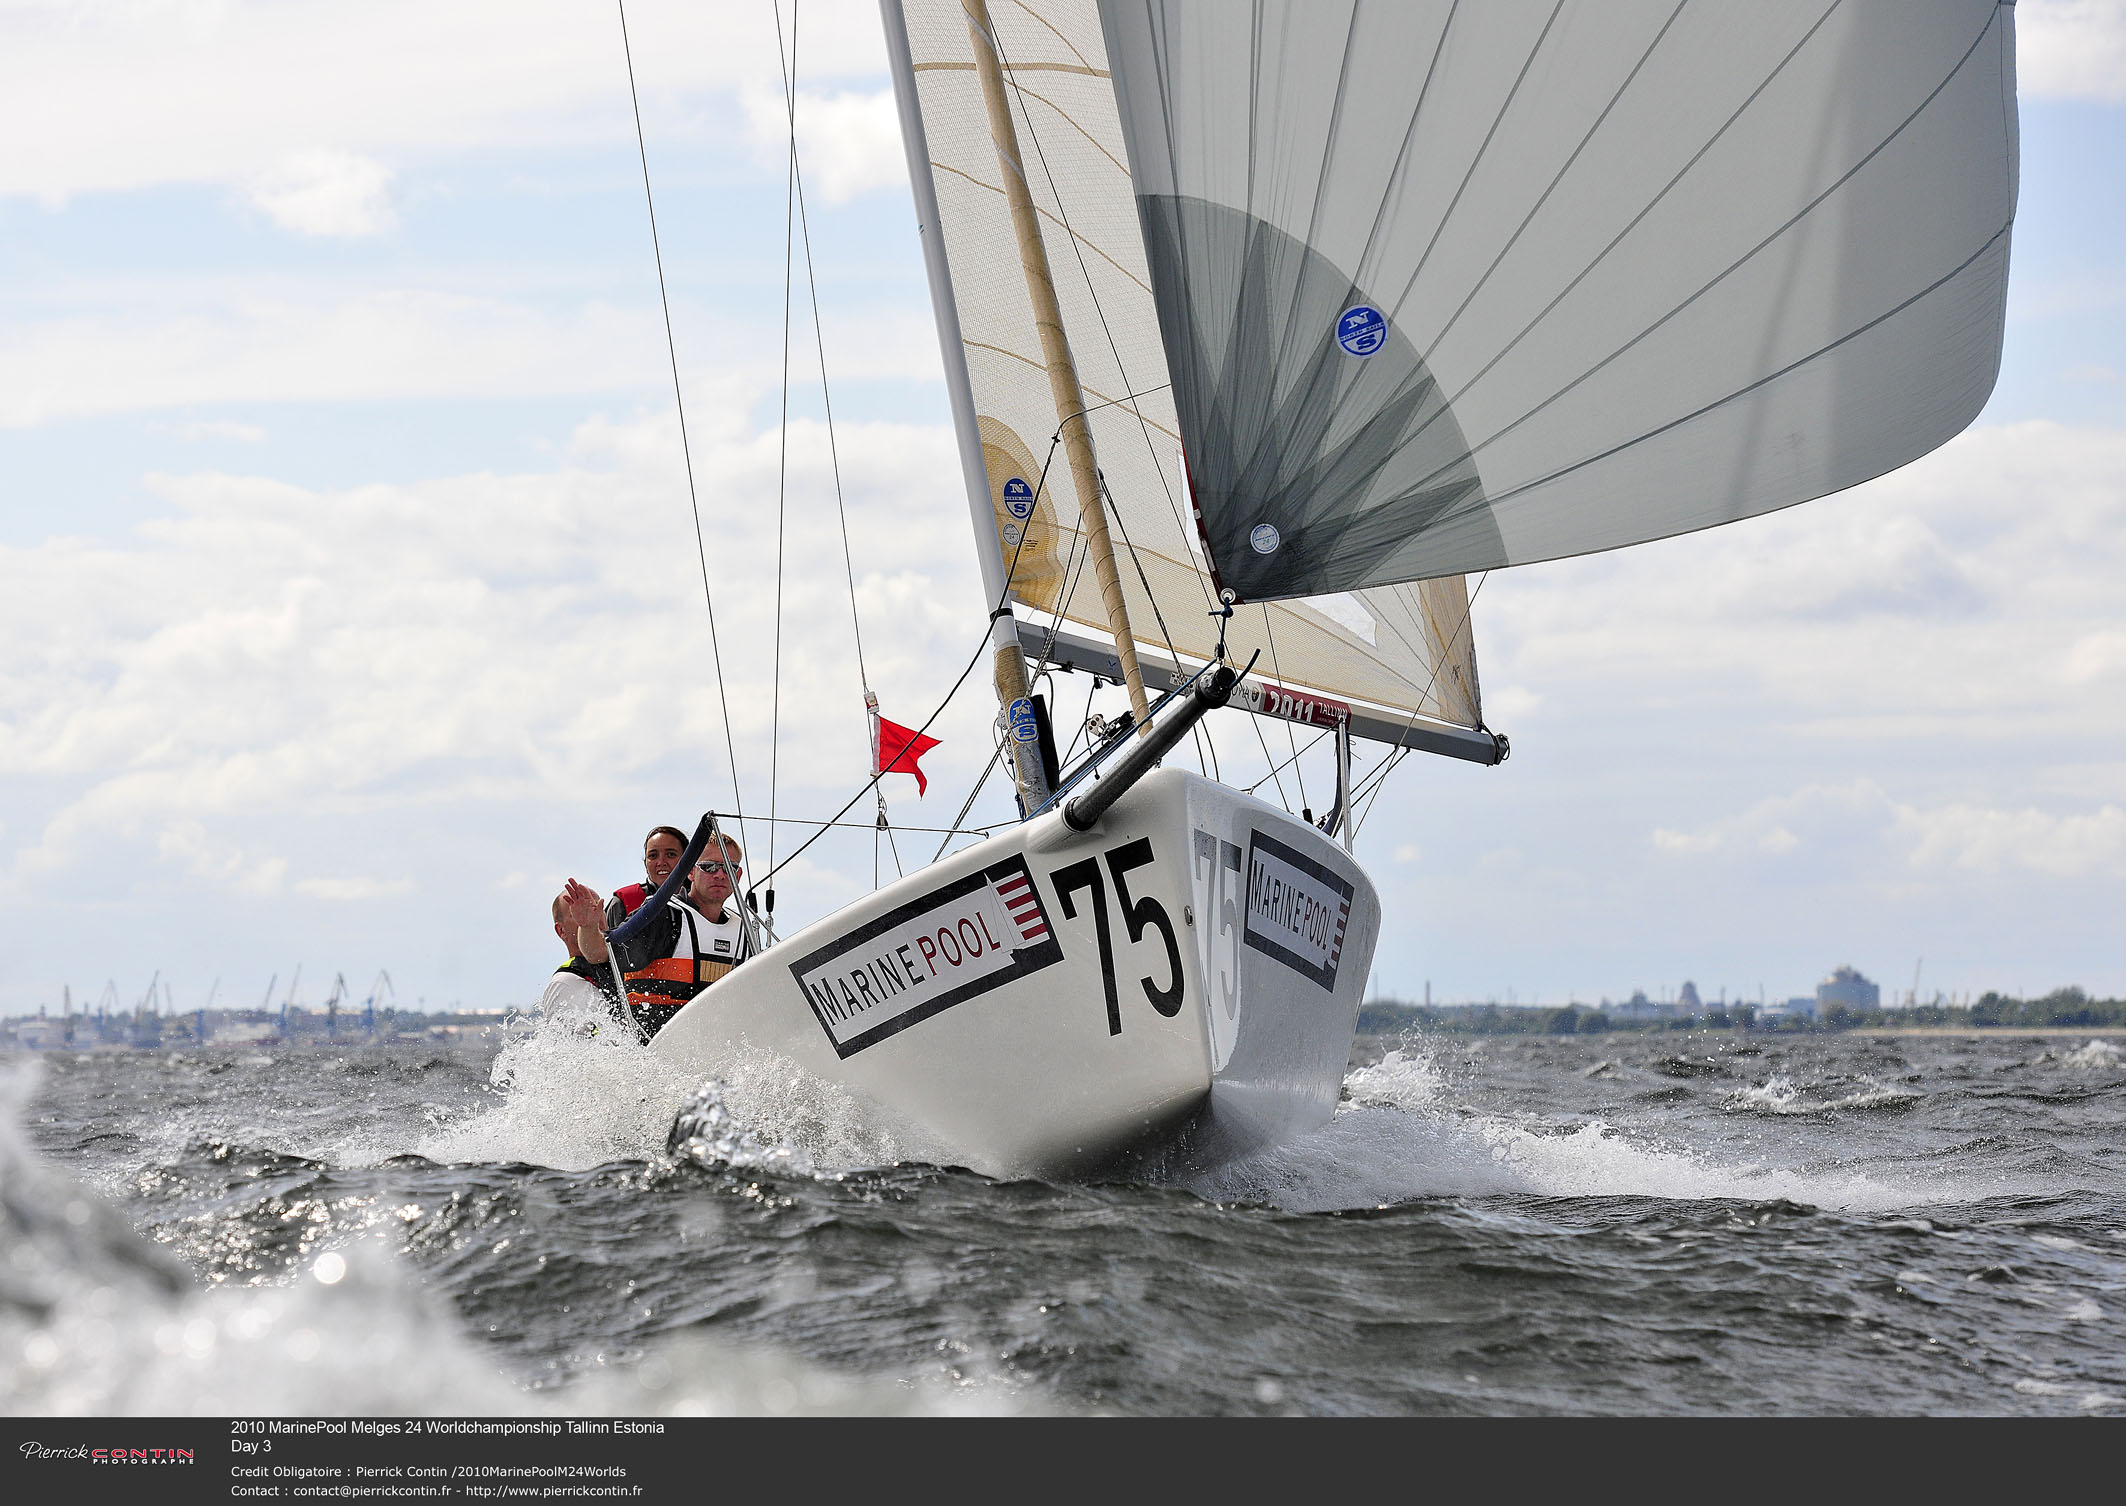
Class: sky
2,0,2123,1017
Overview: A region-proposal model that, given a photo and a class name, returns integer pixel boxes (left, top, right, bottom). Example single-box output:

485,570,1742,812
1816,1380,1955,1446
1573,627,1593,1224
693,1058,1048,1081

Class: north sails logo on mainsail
1335,304,1386,357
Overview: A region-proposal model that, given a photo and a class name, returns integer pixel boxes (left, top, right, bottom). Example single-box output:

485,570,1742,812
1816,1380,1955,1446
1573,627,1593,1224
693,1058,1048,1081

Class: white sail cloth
1098,0,2019,602
892,0,1483,730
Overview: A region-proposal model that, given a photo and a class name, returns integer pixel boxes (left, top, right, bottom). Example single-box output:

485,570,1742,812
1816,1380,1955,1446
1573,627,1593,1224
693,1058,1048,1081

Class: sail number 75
1050,837,1184,1035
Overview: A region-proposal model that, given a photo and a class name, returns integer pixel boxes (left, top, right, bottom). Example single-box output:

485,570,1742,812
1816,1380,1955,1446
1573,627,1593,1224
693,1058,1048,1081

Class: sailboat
640,0,2017,1180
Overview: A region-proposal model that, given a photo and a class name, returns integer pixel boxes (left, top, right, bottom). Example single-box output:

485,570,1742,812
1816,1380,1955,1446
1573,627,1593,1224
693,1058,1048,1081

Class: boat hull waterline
650,768,1380,1180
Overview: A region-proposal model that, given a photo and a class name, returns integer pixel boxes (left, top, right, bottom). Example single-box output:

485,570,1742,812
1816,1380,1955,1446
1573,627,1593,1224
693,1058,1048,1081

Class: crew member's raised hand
560,879,611,963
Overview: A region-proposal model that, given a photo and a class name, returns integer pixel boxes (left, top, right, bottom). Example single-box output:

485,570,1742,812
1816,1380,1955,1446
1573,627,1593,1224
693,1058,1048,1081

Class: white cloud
2017,0,2126,102
296,877,415,901
155,818,287,895
0,409,991,931
247,151,396,237
2012,272,2126,324
1893,801,2126,878
0,283,659,428
1650,781,2126,881
0,0,892,203
1482,684,1542,722
1652,783,1873,861
150,419,268,444
746,85,908,204
0,272,943,428
2061,629,2126,683
1481,422,2126,742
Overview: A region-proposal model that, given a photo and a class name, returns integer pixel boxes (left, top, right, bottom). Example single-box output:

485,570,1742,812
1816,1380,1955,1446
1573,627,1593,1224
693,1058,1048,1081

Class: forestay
889,0,1484,732
1098,0,2019,602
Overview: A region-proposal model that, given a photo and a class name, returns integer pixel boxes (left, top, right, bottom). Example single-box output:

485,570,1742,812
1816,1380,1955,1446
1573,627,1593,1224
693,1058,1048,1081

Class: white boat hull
650,768,1379,1180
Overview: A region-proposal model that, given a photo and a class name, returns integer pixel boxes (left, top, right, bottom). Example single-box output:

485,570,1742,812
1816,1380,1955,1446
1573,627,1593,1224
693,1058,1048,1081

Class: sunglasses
695,859,741,872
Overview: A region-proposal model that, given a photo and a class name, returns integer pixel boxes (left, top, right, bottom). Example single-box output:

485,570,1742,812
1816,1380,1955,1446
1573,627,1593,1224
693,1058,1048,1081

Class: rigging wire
1257,606,1308,813
880,810,905,886
752,429,1063,890
1099,467,1206,775
1348,749,1407,838
1190,719,1218,785
767,0,800,885
1071,674,1098,761
1244,708,1291,810
772,0,894,887
1029,480,1087,670
1347,569,1494,824
615,0,752,858
751,591,991,889
737,813,1008,837
1241,726,1334,797
915,406,1090,878
930,742,1006,865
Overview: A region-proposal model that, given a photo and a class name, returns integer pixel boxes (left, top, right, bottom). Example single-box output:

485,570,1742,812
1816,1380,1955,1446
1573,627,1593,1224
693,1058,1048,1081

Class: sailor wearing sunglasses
557,834,756,1040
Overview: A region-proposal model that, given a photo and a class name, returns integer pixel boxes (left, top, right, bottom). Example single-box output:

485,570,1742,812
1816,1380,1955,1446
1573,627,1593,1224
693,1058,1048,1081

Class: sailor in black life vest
608,825,687,924
556,834,757,1041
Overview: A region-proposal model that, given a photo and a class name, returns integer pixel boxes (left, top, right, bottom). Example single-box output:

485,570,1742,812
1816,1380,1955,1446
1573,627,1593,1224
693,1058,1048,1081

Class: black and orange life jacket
621,953,736,1010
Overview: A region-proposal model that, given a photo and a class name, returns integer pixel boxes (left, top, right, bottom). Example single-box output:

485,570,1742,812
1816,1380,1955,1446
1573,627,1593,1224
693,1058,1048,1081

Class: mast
960,0,1151,736
880,0,1052,811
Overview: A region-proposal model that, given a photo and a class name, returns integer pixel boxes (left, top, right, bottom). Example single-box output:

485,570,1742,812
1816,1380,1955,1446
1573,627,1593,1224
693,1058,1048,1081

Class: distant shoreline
1356,1022,2126,1041
1847,1026,2126,1038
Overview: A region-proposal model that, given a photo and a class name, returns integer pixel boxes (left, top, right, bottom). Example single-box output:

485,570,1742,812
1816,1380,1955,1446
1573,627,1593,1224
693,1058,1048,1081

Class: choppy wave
395,985,703,1170
11,1022,2124,1417
1188,1045,1965,1214
1724,1073,1923,1118
0,1053,1032,1416
331,986,945,1179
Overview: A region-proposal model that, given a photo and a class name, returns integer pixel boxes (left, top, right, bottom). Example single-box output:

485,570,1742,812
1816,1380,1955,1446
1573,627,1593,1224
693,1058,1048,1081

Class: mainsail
1098,0,2019,601
883,0,1486,741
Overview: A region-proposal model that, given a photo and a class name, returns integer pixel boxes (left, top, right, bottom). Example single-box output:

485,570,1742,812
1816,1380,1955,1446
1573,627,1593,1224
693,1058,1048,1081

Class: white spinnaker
890,0,1484,730
1099,0,2019,602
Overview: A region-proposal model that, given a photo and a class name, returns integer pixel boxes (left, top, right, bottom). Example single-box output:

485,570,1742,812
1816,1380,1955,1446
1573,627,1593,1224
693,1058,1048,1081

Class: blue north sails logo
1336,305,1386,358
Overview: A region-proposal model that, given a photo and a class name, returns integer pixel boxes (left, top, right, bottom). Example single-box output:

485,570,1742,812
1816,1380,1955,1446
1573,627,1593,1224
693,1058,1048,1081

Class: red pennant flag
875,716,941,796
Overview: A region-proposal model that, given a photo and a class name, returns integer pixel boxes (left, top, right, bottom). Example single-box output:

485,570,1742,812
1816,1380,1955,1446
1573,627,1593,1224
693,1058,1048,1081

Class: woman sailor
557,833,758,1040
608,824,688,922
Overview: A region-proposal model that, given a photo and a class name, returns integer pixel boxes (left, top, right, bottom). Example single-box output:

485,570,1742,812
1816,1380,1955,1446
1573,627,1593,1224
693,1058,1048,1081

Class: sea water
7,1005,2123,1415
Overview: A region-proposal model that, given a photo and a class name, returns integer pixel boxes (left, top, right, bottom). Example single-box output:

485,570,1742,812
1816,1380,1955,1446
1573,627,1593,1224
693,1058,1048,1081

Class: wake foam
1341,1047,1452,1110
343,978,707,1171
310,980,933,1178
665,1046,939,1176
1184,1045,1975,1214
